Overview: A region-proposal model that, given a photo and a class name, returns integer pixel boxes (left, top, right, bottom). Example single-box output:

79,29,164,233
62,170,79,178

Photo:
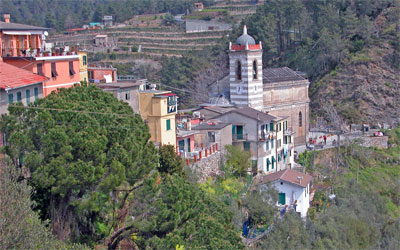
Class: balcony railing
259,132,274,141
2,48,78,58
232,133,247,141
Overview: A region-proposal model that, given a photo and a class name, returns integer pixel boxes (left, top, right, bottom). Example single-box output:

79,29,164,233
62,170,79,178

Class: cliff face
310,7,400,127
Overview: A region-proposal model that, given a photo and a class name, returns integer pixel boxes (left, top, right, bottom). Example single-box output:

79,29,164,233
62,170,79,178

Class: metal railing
232,133,247,141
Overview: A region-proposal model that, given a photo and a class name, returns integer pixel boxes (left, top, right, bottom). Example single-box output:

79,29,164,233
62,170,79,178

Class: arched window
253,60,258,80
236,61,242,80
299,112,302,127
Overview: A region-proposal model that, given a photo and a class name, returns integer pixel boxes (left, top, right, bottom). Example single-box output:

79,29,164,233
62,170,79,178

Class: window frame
17,92,22,102
26,89,30,105
253,60,258,80
236,60,242,81
37,63,44,76
34,87,39,101
299,112,303,127
51,62,58,78
8,94,13,104
166,119,171,131
69,61,76,76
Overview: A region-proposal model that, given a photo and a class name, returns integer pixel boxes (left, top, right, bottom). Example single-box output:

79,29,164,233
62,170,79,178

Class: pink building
88,66,117,83
1,14,81,97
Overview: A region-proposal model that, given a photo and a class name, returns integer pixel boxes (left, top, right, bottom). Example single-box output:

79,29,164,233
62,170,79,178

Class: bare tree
190,52,229,104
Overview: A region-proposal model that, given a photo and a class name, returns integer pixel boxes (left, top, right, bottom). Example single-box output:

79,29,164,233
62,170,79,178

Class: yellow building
77,51,88,83
139,89,177,147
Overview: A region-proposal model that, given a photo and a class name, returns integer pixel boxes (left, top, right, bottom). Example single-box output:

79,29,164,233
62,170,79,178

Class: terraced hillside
48,25,227,60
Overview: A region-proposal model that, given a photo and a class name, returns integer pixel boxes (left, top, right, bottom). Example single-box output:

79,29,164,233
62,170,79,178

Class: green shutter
166,119,171,131
8,94,13,104
232,125,236,134
26,89,30,105
17,92,22,102
243,141,250,151
34,87,39,101
270,122,274,131
279,193,286,205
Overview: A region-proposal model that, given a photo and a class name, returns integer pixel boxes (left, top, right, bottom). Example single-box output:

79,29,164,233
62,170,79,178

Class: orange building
88,66,117,83
1,14,80,96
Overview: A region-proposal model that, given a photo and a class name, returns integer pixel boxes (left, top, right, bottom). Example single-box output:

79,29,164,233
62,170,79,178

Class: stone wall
190,151,224,182
359,136,388,149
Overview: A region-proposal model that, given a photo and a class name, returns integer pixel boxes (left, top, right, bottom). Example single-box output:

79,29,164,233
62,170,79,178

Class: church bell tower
229,25,263,111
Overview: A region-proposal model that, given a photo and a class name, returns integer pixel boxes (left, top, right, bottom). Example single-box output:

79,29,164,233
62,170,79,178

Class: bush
131,46,138,52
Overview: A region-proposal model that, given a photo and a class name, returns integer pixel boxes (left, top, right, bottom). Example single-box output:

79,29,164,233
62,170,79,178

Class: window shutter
51,62,58,77
69,61,75,75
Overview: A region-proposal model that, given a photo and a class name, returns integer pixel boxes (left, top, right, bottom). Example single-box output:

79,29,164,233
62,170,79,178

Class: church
224,25,310,145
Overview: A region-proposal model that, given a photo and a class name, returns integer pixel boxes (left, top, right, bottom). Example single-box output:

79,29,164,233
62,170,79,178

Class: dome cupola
235,25,256,45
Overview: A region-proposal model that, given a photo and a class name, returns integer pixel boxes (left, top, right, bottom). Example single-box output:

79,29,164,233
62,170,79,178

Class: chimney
297,176,303,185
187,118,192,131
4,14,10,23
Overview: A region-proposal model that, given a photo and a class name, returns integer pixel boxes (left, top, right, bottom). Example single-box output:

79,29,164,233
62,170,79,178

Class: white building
261,169,312,217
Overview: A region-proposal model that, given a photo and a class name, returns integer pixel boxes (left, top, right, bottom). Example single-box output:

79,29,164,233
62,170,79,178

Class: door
279,193,286,205
178,140,185,152
236,125,243,139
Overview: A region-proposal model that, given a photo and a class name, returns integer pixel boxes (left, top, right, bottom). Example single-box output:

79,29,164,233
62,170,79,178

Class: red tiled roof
0,62,48,90
261,169,312,188
231,44,261,51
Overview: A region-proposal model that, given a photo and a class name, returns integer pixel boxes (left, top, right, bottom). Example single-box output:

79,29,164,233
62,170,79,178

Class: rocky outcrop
311,7,400,127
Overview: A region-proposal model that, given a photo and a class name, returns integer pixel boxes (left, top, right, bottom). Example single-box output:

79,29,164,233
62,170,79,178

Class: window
271,139,274,148
236,61,242,80
266,158,270,172
8,94,13,104
253,60,258,80
125,91,130,100
26,89,30,105
299,112,302,127
208,131,215,142
278,139,281,148
69,61,75,76
270,122,274,131
37,63,44,76
83,55,87,66
17,92,22,102
284,136,287,144
166,119,171,131
34,87,39,101
51,62,58,78
266,141,269,150
243,141,250,151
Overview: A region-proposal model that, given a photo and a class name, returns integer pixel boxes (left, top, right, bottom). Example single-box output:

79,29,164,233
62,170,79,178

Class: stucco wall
271,180,310,217
0,82,43,115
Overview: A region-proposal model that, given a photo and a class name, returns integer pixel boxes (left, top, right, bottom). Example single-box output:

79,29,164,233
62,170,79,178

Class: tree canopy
1,85,158,243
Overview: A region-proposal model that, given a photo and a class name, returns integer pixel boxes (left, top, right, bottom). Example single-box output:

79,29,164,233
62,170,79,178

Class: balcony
284,129,295,136
2,47,78,58
232,133,248,141
258,148,272,157
259,132,274,141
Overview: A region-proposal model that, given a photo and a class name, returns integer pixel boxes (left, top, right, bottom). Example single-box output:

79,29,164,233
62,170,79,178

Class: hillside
310,6,400,126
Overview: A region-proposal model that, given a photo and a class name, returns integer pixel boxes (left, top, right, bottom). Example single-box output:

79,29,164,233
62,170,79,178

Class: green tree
1,85,158,244
129,174,245,249
158,144,184,175
0,159,88,249
224,145,251,177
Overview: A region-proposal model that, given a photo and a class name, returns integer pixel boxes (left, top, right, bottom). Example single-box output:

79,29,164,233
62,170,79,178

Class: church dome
235,25,256,45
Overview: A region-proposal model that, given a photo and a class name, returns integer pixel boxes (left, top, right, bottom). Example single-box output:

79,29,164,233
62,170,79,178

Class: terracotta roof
0,62,47,90
263,67,306,83
0,21,49,31
261,169,312,188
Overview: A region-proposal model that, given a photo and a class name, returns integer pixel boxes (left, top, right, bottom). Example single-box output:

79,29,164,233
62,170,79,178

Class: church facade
228,26,310,145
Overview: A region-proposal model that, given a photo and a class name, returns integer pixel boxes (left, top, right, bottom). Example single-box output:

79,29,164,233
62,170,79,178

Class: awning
3,31,31,35
272,156,276,163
